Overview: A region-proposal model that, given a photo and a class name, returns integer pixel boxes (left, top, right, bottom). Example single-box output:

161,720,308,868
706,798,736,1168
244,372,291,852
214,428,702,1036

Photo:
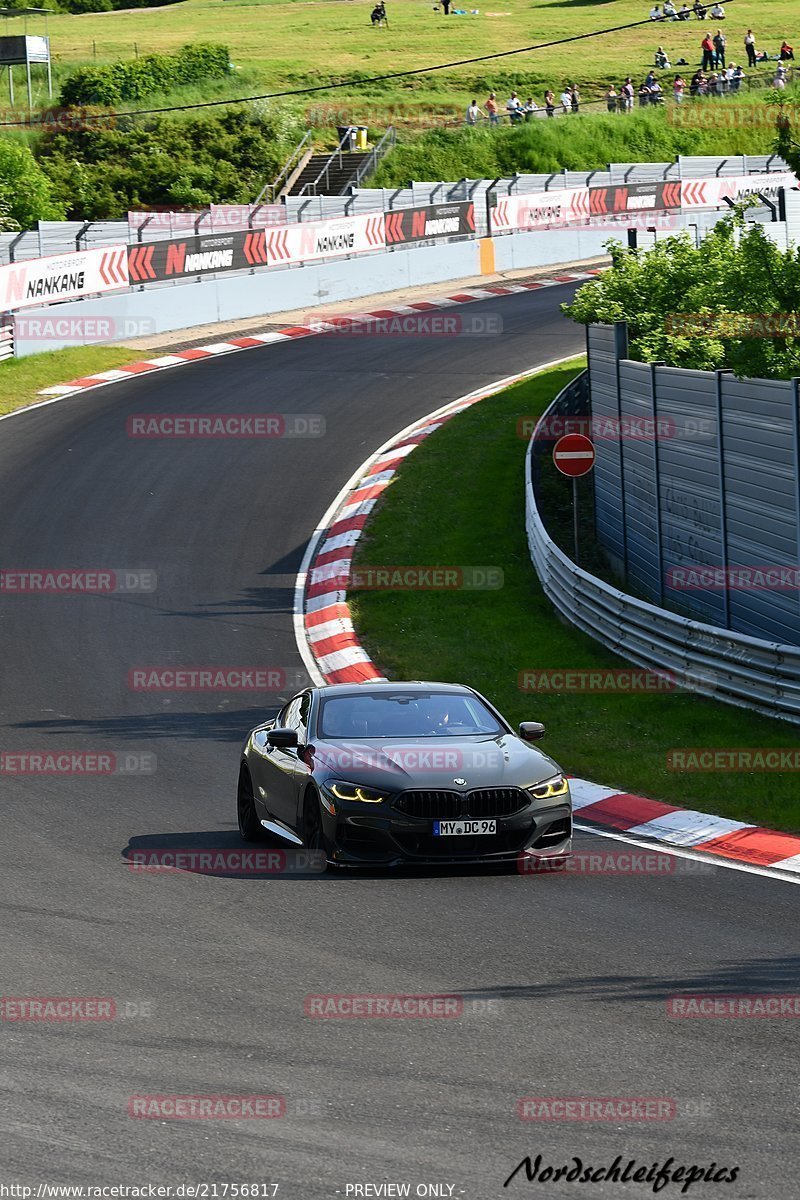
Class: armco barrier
526,371,800,726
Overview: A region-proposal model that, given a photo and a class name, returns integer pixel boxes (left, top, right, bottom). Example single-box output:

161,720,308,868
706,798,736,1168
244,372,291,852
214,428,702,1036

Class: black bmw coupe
237,681,572,867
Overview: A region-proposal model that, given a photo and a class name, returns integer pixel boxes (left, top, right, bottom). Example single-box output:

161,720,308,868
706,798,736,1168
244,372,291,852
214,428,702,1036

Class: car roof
314,681,476,697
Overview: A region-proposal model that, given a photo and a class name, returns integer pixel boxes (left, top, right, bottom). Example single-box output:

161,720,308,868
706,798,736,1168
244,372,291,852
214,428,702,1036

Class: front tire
237,764,267,842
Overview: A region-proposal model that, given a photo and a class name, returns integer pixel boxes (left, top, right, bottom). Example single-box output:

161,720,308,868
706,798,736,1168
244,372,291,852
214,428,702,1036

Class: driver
420,696,453,732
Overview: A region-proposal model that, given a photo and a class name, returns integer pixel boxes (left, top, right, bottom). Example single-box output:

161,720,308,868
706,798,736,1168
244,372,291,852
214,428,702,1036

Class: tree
563,209,800,380
0,139,64,228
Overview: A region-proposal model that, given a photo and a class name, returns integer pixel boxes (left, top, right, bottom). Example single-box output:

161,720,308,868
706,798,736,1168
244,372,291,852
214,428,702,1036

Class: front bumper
320,792,572,867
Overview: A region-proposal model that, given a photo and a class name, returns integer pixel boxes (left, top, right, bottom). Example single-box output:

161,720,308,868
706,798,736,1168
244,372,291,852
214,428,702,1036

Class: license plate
433,819,497,836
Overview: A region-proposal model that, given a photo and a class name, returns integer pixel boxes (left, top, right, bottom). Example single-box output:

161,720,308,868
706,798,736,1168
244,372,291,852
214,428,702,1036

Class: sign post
553,432,596,565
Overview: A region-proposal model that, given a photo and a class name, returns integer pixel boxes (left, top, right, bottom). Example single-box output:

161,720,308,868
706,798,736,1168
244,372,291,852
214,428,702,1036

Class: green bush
564,212,800,380
35,105,306,219
59,43,230,107
0,139,64,227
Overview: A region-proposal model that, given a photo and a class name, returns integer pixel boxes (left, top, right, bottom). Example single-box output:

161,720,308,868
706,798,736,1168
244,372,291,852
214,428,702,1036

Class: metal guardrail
526,369,800,725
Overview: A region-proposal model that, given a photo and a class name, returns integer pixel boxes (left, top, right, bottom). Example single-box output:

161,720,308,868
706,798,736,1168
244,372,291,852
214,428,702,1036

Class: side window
282,693,311,741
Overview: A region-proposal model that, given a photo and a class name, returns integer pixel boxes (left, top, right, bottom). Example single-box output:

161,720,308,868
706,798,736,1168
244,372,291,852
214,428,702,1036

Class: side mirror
519,721,546,742
267,727,299,749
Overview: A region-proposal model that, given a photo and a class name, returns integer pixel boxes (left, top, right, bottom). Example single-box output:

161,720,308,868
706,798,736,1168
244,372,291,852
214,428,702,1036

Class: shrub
36,106,306,219
0,139,64,227
564,212,800,380
59,43,230,107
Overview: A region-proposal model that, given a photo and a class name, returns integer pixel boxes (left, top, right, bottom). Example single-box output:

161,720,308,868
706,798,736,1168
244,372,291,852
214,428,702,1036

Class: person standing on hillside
744,29,757,68
506,91,523,122
713,29,726,67
544,89,556,117
569,83,580,112
606,84,618,111
701,32,715,70
465,99,484,125
485,92,499,124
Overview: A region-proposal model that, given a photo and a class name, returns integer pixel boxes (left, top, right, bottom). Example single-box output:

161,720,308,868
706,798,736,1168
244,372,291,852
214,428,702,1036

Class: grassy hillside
7,0,800,129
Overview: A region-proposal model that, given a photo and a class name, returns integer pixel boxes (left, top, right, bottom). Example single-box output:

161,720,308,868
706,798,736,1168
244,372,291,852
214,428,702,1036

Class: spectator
559,87,572,113
730,62,744,91
677,3,691,18
714,28,726,67
650,78,664,102
689,68,704,94
569,83,580,112
673,73,686,101
774,62,788,88
701,32,715,70
709,0,724,16
441,0,451,13
370,1,386,23
465,99,483,124
544,89,555,117
646,68,658,87
606,84,618,111
714,69,726,94
506,91,523,122
523,96,538,120
655,46,672,68
485,92,499,124
638,80,652,105
781,40,795,62
650,3,662,18
621,77,634,110
663,0,677,17
744,29,757,68
693,0,706,18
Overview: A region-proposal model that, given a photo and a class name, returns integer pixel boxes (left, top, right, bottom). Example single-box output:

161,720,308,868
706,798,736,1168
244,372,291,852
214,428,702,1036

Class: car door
256,692,311,827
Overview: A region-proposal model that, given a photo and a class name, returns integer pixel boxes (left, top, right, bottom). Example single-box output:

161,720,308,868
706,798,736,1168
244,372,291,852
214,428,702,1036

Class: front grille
394,787,527,820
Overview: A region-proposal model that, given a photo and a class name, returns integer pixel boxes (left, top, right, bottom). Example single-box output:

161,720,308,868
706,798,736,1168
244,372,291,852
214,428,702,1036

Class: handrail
298,127,354,197
257,130,313,204
299,125,396,197
351,126,396,190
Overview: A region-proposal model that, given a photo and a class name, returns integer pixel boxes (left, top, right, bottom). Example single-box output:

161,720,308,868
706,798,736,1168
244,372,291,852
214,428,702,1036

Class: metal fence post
716,369,732,628
614,321,630,580
792,378,800,623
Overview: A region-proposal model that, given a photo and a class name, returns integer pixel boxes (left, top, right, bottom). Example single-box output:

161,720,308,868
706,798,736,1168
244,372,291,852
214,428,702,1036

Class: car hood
308,733,562,791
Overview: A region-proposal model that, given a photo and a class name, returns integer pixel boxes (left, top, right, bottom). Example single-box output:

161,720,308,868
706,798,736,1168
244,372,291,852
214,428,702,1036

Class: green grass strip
0,346,143,417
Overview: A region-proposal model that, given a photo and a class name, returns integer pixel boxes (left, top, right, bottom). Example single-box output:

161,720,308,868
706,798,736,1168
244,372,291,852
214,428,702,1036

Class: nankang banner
264,213,385,266
0,245,128,311
127,230,266,283
384,202,474,245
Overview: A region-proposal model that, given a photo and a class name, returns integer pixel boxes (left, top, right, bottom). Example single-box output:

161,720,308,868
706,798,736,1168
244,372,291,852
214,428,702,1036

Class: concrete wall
14,241,483,356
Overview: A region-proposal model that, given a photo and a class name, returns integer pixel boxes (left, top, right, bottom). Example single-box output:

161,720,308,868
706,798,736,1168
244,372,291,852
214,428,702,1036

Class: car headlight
527,773,569,801
327,780,386,804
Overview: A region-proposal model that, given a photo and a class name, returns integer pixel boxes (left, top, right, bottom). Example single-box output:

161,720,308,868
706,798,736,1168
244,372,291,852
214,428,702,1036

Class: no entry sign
553,433,596,478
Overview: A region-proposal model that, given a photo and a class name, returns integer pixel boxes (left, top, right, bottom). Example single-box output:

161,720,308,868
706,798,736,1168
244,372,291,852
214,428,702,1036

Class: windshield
318,691,503,739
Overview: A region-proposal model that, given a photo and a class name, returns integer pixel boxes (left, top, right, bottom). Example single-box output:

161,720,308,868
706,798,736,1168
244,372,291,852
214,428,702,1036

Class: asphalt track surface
1,284,799,1199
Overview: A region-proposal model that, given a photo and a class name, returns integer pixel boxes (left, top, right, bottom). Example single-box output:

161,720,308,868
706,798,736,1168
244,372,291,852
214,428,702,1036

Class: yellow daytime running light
529,774,569,801
330,781,385,804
